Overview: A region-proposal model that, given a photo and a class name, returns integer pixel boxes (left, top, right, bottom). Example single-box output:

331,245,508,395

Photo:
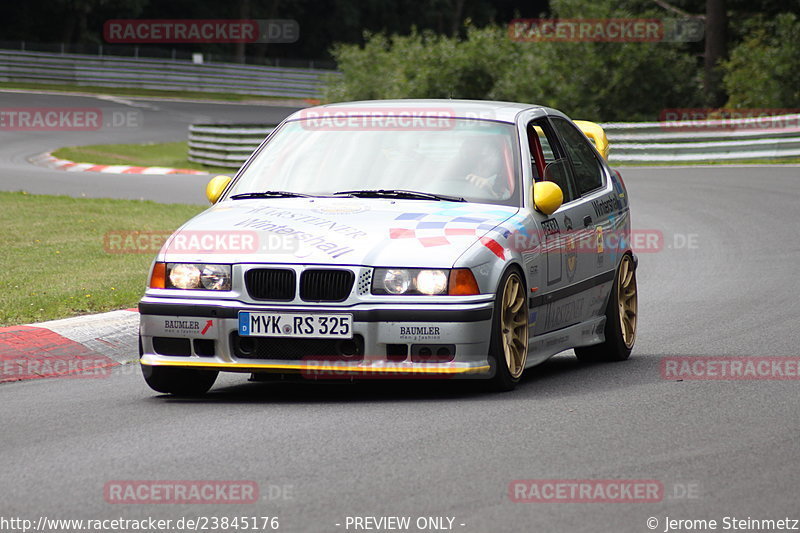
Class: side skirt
524,316,606,369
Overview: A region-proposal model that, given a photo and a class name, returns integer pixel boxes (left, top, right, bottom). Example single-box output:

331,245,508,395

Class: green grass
0,192,205,326
616,157,800,166
52,141,234,175
0,81,319,104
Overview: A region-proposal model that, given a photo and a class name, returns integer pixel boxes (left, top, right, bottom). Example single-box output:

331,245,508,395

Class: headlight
372,268,472,295
415,269,448,295
165,263,232,290
201,264,231,290
383,269,411,294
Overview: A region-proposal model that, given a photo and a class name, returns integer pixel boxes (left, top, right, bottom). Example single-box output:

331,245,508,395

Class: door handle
583,215,593,228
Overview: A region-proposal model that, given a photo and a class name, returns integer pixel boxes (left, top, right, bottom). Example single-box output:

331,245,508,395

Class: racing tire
487,268,529,391
575,253,637,363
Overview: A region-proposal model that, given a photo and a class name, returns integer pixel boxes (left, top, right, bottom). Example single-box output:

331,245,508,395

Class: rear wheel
575,253,637,362
141,364,218,396
487,268,529,391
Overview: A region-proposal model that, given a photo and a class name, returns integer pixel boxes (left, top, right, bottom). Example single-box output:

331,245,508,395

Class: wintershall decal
239,208,368,238
234,217,356,258
591,197,616,217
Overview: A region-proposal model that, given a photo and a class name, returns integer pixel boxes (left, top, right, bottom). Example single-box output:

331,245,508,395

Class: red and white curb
0,309,139,383
29,152,208,175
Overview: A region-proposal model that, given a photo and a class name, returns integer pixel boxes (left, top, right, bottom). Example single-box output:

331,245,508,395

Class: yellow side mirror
533,181,563,216
205,175,232,204
574,120,610,160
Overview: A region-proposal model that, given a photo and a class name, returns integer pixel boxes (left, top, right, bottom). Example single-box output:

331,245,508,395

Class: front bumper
138,296,495,379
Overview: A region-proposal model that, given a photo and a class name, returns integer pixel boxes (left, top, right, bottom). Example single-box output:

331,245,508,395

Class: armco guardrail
0,49,335,98
605,114,800,162
188,124,274,168
188,114,800,170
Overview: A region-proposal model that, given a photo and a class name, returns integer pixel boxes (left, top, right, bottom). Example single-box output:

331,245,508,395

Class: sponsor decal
591,197,616,217
234,214,357,259
163,318,214,336
543,298,584,331
541,217,561,286
541,218,560,236
398,325,442,341
312,203,369,215
238,207,368,238
563,215,577,282
387,207,524,260
399,326,440,336
596,226,604,267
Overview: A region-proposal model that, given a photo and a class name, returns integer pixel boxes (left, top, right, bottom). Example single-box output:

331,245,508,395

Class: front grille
300,269,354,302
245,268,296,301
230,332,364,360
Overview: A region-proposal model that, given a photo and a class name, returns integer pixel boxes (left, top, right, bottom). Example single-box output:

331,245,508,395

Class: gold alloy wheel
617,255,638,349
501,273,529,379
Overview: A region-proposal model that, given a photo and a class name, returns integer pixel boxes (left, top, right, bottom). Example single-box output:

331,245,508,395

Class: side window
527,120,575,203
550,118,604,196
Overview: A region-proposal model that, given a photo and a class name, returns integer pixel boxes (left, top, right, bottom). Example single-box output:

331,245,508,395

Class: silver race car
138,100,638,394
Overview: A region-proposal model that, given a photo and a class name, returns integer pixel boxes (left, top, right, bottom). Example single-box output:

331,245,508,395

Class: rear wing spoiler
574,120,609,160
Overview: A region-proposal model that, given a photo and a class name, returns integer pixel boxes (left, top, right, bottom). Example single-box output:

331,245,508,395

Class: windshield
226,117,521,206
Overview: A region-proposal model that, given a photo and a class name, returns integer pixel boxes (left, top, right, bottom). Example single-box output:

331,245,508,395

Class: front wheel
141,364,218,396
487,268,529,391
575,253,638,362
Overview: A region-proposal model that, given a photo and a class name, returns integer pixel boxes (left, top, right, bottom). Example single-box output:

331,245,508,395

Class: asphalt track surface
2,91,800,532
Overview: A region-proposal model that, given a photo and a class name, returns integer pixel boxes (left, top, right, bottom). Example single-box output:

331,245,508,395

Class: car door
548,116,618,323
524,118,595,336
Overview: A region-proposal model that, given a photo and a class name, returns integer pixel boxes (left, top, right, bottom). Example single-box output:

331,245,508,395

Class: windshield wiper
333,189,466,202
230,191,314,200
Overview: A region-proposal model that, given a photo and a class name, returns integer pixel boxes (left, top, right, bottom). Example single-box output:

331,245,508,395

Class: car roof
287,99,569,124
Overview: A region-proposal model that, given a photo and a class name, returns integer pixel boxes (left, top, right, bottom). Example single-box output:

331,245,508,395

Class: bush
722,14,800,108
325,3,703,121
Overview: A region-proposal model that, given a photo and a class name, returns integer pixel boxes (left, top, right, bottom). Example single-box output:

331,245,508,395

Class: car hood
161,197,519,267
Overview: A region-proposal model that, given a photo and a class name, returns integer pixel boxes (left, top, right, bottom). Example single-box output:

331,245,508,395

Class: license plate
238,312,353,339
